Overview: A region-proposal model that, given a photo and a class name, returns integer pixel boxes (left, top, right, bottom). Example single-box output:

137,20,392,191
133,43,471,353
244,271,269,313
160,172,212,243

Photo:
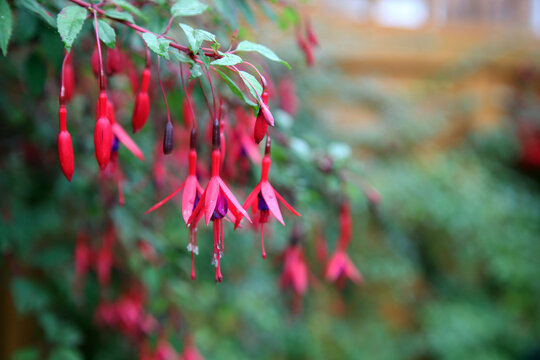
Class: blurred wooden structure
302,0,540,135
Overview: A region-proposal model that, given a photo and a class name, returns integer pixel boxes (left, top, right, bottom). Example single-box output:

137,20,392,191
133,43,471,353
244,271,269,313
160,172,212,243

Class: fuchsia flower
95,225,115,287
281,241,308,297
235,137,300,259
180,337,204,360
187,119,251,282
147,129,203,279
325,200,363,285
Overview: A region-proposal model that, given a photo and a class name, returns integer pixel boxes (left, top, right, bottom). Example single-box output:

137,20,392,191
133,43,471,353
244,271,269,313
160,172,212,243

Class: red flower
62,50,75,102
187,120,251,282
95,225,115,287
235,137,300,259
180,337,204,360
253,90,271,144
147,129,203,279
297,32,315,67
325,200,363,285
94,91,113,169
281,242,308,296
132,68,151,133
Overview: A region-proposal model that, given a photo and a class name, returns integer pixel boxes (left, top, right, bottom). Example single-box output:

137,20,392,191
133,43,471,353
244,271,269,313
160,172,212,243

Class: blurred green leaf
56,6,87,49
171,0,209,17
105,9,134,23
0,0,12,56
16,0,56,28
235,40,290,69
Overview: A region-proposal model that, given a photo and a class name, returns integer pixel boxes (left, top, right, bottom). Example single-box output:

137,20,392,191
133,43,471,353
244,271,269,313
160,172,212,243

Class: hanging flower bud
63,51,75,102
132,68,151,133
106,46,122,76
306,18,319,47
254,90,271,144
163,122,174,154
58,105,74,181
94,91,113,169
91,45,100,78
297,32,315,67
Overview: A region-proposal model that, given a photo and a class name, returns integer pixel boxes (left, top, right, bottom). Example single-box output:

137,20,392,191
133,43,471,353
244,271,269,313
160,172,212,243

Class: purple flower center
211,192,228,220
258,192,269,211
193,192,200,211
111,136,119,153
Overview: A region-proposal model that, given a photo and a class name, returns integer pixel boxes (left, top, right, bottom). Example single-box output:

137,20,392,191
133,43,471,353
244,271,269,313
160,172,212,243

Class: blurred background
2,0,540,359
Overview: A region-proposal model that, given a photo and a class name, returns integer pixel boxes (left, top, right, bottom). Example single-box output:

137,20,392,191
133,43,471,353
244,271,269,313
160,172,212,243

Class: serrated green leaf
16,0,56,28
171,0,208,17
95,19,115,48
105,9,134,23
189,63,202,80
57,6,87,49
215,68,257,108
113,0,147,21
178,22,217,52
142,32,171,59
0,0,13,56
169,48,193,64
235,40,290,69
238,70,262,100
211,53,242,66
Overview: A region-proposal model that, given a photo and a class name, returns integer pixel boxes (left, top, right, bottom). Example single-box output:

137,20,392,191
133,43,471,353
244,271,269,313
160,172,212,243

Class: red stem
92,9,106,91
157,57,171,123
67,0,220,58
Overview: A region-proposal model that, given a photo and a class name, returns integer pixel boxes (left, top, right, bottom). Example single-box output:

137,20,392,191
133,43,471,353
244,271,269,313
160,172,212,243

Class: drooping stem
92,9,106,91
243,61,267,89
179,63,196,126
157,57,171,123
67,0,221,59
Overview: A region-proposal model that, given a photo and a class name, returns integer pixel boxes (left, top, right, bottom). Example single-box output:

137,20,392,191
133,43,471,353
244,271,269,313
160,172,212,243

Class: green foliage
178,22,217,52
15,0,56,28
104,9,134,23
95,20,116,49
142,32,171,59
171,0,209,17
235,40,290,69
0,0,12,55
211,52,242,66
57,6,87,50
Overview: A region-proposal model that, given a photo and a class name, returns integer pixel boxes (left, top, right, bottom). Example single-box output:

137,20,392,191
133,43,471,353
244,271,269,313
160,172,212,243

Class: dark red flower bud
163,122,173,154
94,92,113,169
58,106,74,181
253,112,268,144
306,18,319,47
91,45,100,78
132,69,151,133
297,33,315,67
106,46,122,76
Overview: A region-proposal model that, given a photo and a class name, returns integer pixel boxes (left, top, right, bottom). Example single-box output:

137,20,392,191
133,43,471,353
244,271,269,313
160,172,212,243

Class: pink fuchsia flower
180,337,204,360
146,129,203,279
188,119,251,282
325,200,363,285
281,241,308,297
95,225,115,287
235,137,300,259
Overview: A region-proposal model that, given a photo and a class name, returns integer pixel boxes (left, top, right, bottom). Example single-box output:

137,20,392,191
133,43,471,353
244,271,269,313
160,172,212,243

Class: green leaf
189,63,202,80
0,0,12,55
12,347,40,360
16,0,56,28
171,0,208,17
238,70,262,100
57,6,87,50
235,40,290,69
11,278,50,314
178,22,217,52
48,347,82,360
169,48,193,64
105,9,134,23
211,53,242,66
142,32,171,59
198,50,211,68
215,68,257,108
95,20,115,48
113,0,147,21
